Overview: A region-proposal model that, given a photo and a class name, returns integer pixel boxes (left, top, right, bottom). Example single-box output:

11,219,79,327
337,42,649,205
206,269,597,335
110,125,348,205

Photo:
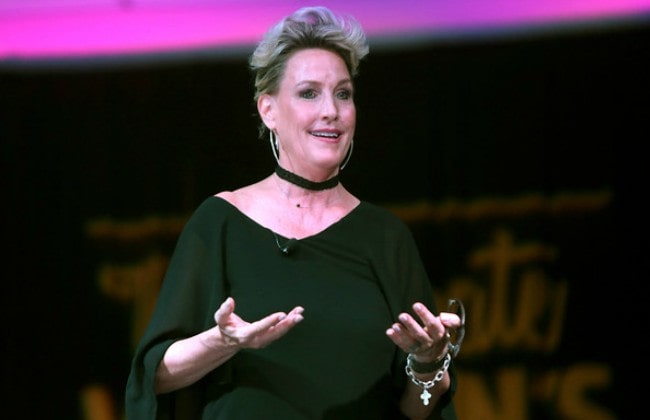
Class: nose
321,93,338,120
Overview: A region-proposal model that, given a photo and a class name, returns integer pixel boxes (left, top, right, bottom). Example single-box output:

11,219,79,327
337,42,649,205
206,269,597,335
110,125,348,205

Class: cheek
342,105,356,124
286,102,318,125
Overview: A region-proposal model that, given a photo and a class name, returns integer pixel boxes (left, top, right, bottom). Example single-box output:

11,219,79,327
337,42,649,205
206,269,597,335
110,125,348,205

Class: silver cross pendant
420,388,432,406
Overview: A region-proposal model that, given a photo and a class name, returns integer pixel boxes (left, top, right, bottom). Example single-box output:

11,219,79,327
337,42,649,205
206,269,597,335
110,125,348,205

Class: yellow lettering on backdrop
449,228,568,354
454,368,528,420
96,253,169,349
454,365,615,420
557,364,616,420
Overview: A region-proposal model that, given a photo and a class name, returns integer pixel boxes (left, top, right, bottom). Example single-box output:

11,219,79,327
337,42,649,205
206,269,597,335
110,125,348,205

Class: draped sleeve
125,197,233,420
362,203,458,420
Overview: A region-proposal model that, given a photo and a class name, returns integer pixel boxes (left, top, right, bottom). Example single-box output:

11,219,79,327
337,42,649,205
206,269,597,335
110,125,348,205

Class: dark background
2,20,648,419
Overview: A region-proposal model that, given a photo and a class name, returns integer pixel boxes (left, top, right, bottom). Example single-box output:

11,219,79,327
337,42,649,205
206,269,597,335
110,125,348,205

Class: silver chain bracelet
405,352,451,406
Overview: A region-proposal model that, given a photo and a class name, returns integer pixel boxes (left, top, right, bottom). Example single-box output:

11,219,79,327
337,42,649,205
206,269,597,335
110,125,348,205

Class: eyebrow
295,79,353,88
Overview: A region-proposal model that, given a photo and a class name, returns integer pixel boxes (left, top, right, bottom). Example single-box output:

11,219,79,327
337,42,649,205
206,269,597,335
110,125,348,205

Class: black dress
125,196,457,419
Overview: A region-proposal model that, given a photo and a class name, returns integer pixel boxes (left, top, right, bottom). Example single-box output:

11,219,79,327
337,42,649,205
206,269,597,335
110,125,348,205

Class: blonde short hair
250,6,369,103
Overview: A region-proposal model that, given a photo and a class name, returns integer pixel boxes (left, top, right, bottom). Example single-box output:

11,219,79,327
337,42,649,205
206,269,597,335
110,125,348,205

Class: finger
385,331,405,351
397,312,430,345
253,306,304,334
401,305,444,345
277,306,304,328
247,310,304,347
214,297,235,324
288,306,305,317
254,312,289,331
414,303,458,336
385,323,413,352
412,303,444,333
412,302,437,323
439,312,462,329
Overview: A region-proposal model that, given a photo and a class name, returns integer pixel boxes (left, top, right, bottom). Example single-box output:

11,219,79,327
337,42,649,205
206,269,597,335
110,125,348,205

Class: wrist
404,352,452,406
407,351,449,374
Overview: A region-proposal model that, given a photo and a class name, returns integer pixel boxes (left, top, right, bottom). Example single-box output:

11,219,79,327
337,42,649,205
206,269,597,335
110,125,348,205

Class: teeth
312,132,339,138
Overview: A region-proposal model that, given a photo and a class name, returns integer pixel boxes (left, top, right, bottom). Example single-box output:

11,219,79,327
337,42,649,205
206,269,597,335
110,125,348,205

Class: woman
126,6,463,419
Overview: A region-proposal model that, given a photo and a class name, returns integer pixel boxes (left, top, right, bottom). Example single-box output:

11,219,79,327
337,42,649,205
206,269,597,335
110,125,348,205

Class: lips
310,130,341,139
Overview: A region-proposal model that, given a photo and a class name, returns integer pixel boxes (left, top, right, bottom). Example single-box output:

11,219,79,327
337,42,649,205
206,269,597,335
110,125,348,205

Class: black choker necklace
275,165,339,191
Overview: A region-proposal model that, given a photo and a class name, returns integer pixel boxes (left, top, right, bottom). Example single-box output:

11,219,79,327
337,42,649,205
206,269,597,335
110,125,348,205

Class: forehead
282,48,351,83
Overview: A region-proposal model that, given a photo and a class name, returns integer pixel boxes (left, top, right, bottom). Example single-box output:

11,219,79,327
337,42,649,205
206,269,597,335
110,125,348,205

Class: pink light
0,6,281,58
1,1,649,62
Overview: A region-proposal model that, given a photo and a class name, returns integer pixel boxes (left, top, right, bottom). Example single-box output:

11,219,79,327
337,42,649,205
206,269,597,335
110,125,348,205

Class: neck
274,165,339,191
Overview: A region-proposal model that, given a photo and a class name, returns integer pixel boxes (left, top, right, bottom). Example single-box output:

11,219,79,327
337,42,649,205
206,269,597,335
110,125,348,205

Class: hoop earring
269,130,280,164
340,139,354,170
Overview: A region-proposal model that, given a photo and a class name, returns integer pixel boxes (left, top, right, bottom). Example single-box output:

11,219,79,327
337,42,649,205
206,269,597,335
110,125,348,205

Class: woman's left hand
385,302,462,362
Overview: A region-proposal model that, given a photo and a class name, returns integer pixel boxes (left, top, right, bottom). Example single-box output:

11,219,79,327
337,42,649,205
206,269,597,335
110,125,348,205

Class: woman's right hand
214,297,304,350
156,297,304,394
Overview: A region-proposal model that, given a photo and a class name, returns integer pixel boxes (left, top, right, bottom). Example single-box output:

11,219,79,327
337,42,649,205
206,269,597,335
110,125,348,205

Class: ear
257,94,276,131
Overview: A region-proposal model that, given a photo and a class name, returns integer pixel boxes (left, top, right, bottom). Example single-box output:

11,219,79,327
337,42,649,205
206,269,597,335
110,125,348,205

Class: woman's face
260,48,356,174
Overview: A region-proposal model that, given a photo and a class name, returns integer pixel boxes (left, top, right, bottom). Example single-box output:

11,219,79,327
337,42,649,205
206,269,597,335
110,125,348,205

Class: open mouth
311,131,340,139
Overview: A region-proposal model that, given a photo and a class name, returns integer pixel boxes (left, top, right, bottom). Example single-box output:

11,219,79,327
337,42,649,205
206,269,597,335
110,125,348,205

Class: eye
336,89,352,100
299,89,317,99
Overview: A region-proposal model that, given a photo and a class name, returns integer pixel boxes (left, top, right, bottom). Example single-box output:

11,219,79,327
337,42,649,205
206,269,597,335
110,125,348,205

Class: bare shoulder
214,176,274,214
